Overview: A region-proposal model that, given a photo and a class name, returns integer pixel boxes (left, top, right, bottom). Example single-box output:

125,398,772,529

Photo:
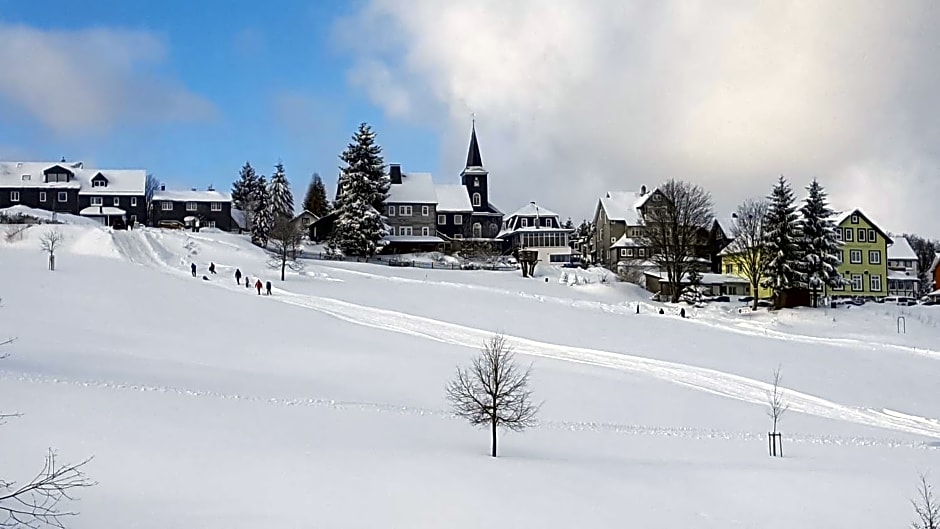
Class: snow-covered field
2,218,939,527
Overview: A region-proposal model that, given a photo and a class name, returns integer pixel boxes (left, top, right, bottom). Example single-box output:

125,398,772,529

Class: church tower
460,121,490,213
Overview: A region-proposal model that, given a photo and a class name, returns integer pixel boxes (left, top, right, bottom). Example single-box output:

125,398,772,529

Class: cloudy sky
2,1,938,236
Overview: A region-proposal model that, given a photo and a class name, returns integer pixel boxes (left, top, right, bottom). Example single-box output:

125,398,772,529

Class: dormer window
521,218,528,227
651,194,660,202
92,180,107,187
21,174,30,181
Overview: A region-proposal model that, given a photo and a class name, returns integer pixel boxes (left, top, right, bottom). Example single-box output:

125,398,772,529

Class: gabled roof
77,169,146,195
387,172,437,204
507,202,560,219
611,234,643,248
292,210,319,221
929,253,940,274
153,190,231,202
887,236,917,260
835,208,893,244
0,161,82,189
0,161,146,194
597,189,656,224
435,184,473,212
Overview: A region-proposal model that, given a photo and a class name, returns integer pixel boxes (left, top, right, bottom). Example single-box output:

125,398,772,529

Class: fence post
897,316,906,334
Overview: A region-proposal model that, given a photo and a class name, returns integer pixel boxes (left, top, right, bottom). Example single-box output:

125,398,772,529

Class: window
627,249,635,257
58,192,67,203
472,223,482,238
849,249,862,264
631,228,641,237
473,177,480,187
620,249,627,257
725,264,733,274
869,250,881,264
609,236,615,244
851,214,859,224
399,226,413,236
21,174,30,181
851,274,863,291
837,250,844,263
90,197,103,206
211,202,222,211
39,192,46,202
113,197,120,206
835,229,842,241
10,191,19,202
399,205,413,216
388,205,396,216
92,180,106,187
472,193,481,207
454,214,463,225
437,214,446,225
543,218,552,227
638,248,646,257
162,201,173,211
857,228,866,242
651,194,660,202
454,234,463,239
521,218,529,228
843,228,853,241
832,278,844,291
205,220,216,228
186,202,197,212
867,229,876,242
130,197,137,207
870,274,882,293
422,205,429,216
489,223,498,236
421,226,430,237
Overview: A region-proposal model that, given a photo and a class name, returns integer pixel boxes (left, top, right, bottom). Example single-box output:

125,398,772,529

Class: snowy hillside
2,219,939,528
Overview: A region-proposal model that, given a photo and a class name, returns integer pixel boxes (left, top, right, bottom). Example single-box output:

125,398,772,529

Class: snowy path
110,230,940,440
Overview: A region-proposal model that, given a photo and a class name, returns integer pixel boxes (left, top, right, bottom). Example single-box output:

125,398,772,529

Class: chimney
640,185,647,195
207,184,215,191
160,184,166,191
191,187,197,192
389,164,402,185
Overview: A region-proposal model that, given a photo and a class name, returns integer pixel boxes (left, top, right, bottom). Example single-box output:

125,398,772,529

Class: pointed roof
465,122,483,169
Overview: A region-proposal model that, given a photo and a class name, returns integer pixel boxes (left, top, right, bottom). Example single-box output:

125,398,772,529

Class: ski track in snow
313,261,940,360
0,369,932,451
101,229,940,441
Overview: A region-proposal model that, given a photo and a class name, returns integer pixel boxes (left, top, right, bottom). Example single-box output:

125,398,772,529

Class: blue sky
0,0,443,198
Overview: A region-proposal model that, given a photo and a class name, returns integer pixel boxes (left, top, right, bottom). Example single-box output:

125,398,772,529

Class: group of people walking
190,262,272,296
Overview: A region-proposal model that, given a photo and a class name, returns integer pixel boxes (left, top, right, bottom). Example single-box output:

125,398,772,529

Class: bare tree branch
913,474,940,529
266,219,305,281
446,334,540,457
39,230,64,272
643,180,715,303
767,365,789,435
728,199,771,311
0,451,95,529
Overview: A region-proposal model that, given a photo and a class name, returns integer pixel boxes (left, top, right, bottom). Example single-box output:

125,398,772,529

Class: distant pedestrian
235,268,242,284
658,308,665,315
209,262,217,274
680,308,686,318
255,279,263,295
245,276,250,288
265,281,272,296
191,262,197,277
202,275,209,281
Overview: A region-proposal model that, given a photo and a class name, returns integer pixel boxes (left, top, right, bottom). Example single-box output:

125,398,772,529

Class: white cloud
340,0,940,237
0,23,214,136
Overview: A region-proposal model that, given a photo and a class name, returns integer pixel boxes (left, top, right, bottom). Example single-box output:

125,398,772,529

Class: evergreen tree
268,161,294,222
761,175,802,305
330,123,388,256
302,172,331,217
564,217,575,230
251,175,274,246
798,179,843,306
231,161,258,210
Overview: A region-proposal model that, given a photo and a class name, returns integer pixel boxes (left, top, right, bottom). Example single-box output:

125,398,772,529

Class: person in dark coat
191,262,197,277
235,268,242,284
265,281,272,296
255,279,263,295
680,308,686,318
245,276,250,288
658,308,665,314
209,262,217,274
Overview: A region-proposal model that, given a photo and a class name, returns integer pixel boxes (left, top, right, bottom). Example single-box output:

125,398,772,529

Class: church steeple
465,120,483,169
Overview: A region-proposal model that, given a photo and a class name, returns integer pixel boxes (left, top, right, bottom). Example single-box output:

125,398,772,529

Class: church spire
465,119,483,169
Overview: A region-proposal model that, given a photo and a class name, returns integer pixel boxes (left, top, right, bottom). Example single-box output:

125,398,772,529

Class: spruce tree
302,172,330,217
761,175,802,305
799,179,843,306
330,123,388,256
251,175,274,247
232,162,259,230
268,161,294,222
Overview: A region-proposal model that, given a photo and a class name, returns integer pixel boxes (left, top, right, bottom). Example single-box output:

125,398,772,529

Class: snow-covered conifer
268,161,294,222
798,179,843,306
302,172,331,217
761,176,802,304
251,175,274,247
330,123,388,256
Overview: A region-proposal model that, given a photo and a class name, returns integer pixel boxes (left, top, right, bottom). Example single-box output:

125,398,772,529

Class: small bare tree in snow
446,334,539,457
1,301,94,528
767,365,789,434
267,219,305,281
913,474,940,529
39,230,64,271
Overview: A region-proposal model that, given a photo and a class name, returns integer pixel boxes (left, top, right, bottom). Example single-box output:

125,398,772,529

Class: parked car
884,296,917,306
738,296,754,303
712,295,731,302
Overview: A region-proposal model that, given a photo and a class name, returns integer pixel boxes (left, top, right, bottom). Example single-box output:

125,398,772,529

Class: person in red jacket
255,279,263,295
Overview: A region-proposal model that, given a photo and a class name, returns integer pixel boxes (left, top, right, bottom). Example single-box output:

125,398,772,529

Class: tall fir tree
761,175,802,304
798,179,843,306
232,161,258,211
268,161,294,222
330,123,388,256
302,172,331,217
251,175,274,246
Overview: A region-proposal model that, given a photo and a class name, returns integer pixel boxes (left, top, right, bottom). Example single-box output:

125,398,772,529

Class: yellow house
832,209,891,298
718,247,773,299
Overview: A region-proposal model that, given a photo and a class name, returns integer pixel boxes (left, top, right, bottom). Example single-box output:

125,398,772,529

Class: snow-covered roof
387,172,437,204
507,202,560,219
382,235,445,244
888,270,918,281
0,161,77,189
231,208,247,230
611,235,643,248
77,170,146,195
153,190,232,202
496,225,572,238
434,184,473,212
0,161,146,195
644,271,748,285
598,189,655,224
887,237,917,260
79,206,125,216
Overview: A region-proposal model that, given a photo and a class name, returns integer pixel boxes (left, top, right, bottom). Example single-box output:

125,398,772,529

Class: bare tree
643,179,715,302
913,474,940,529
767,365,789,435
39,230,64,272
267,219,305,281
446,334,539,457
728,199,771,311
1,304,93,528
144,174,160,225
